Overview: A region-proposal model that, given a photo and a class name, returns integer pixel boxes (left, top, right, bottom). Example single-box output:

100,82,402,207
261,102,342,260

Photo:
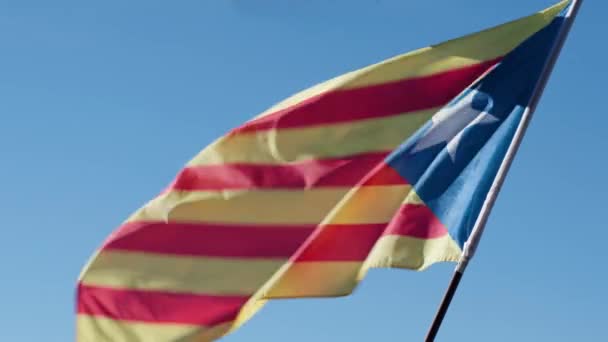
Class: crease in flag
76,1,571,341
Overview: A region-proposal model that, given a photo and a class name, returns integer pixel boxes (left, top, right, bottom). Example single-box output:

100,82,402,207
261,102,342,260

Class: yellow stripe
364,234,462,271
129,185,410,225
249,1,566,120
80,250,285,296
76,315,231,342
402,190,424,206
261,235,461,298
262,261,362,298
189,108,435,166
326,185,411,225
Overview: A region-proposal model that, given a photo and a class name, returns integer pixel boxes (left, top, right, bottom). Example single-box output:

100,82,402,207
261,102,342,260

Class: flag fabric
77,2,569,341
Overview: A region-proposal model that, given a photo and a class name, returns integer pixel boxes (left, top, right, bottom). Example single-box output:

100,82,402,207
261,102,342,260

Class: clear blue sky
1,0,606,341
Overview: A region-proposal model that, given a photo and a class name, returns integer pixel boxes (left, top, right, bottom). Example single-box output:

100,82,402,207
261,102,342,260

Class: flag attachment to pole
425,1,582,340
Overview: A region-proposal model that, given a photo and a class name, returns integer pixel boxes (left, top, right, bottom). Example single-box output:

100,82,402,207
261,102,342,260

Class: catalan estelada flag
77,1,571,341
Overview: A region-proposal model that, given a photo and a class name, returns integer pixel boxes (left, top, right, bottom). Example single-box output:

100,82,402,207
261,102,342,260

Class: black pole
424,269,463,342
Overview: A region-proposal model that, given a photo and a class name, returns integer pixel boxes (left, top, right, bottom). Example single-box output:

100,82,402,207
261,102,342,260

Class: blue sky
1,0,606,341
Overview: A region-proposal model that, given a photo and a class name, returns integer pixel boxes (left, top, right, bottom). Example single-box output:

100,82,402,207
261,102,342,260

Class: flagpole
424,1,583,341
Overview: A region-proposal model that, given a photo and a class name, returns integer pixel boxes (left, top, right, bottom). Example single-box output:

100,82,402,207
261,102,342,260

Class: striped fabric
77,2,568,341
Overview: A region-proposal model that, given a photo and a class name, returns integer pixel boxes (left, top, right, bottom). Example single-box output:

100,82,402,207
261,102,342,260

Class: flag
77,1,570,341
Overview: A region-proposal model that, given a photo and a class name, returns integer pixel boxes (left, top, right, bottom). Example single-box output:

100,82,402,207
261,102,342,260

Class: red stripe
233,58,501,133
77,284,248,325
294,224,386,261
360,162,407,186
384,203,448,239
170,152,406,191
293,204,448,262
105,205,447,260
103,221,314,258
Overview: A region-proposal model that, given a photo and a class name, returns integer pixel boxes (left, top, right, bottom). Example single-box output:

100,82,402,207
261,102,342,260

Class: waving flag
77,1,570,341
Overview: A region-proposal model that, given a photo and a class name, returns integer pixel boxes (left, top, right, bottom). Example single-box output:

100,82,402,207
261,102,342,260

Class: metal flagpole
424,1,583,341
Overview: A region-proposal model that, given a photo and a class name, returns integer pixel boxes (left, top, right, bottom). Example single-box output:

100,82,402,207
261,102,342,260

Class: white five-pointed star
411,90,499,161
